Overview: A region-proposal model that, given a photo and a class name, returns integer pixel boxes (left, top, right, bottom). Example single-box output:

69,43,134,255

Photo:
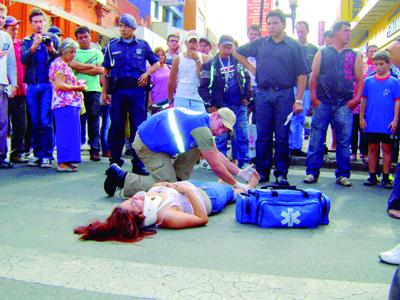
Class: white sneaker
199,159,211,170
379,244,400,265
303,174,317,184
27,157,40,167
40,158,52,168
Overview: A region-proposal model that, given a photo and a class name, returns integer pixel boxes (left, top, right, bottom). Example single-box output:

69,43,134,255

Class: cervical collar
140,192,163,227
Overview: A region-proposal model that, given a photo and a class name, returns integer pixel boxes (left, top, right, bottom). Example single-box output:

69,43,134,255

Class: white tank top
175,53,202,101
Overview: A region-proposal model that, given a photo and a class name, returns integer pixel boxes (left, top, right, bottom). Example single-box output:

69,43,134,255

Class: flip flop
388,209,400,219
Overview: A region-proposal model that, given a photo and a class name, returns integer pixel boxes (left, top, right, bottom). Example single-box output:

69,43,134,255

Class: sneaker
10,156,29,163
0,160,13,169
276,176,290,187
303,174,317,184
363,176,378,186
199,159,211,170
382,178,394,189
379,244,400,265
40,158,52,168
104,163,127,197
336,176,351,187
290,149,307,157
81,144,90,151
27,157,40,167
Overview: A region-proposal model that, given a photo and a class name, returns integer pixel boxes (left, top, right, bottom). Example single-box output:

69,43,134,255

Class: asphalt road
0,153,398,299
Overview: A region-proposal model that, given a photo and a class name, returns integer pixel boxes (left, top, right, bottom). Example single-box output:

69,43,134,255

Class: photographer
21,8,59,168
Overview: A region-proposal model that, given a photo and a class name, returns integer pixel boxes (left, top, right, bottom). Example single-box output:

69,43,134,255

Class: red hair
74,207,155,243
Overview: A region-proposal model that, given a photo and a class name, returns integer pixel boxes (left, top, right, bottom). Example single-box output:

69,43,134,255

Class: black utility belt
260,85,292,92
115,78,140,89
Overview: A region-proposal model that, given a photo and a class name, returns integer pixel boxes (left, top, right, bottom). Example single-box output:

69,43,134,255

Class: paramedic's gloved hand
237,164,256,182
234,182,250,193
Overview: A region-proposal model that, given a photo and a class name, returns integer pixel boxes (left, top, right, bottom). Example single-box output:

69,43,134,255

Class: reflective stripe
168,109,185,153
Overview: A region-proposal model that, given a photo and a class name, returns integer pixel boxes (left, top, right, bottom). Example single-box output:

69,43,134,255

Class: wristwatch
295,99,303,104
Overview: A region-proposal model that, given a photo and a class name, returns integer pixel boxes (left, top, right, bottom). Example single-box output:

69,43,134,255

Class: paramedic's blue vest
138,108,210,156
317,47,356,105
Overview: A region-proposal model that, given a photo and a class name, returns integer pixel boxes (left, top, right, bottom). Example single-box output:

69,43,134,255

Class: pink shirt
13,39,26,96
49,57,82,110
150,64,170,103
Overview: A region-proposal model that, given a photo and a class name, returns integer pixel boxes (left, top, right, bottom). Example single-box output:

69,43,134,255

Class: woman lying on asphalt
74,177,259,242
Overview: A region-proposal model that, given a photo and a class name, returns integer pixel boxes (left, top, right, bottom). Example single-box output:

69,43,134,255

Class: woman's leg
189,181,235,214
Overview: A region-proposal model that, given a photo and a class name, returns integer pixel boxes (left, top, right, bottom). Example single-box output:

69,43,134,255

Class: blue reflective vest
138,108,210,155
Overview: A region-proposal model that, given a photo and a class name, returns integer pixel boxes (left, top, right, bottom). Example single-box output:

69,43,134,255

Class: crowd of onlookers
1,5,400,192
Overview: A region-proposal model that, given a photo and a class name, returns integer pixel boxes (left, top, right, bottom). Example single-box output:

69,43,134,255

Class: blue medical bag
235,186,330,228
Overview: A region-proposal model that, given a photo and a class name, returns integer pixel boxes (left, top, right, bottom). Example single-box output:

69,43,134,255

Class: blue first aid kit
236,186,331,228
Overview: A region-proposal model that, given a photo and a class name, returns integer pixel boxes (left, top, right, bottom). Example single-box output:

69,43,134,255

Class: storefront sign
352,0,363,18
159,0,184,6
387,15,400,38
247,0,272,36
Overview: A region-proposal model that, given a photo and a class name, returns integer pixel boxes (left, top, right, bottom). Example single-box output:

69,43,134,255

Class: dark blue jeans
388,163,400,210
306,102,353,179
216,104,249,166
26,83,54,159
100,104,111,153
255,88,294,178
82,91,101,154
109,87,147,165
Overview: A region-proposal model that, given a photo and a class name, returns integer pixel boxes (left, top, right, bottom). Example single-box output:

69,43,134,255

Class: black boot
104,163,127,197
131,149,149,176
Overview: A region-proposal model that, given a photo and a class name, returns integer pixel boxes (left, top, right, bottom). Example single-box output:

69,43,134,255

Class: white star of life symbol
281,208,301,227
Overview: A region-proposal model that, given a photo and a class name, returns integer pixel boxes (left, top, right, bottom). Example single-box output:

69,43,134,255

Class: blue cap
5,16,20,27
119,13,137,29
48,26,63,36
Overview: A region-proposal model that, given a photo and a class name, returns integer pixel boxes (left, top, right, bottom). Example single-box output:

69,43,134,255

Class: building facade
341,0,400,52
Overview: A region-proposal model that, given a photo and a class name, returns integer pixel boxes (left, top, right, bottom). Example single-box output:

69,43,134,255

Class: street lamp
274,0,298,33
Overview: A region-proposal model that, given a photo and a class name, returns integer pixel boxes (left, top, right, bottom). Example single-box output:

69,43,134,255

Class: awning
12,0,118,38
349,0,397,47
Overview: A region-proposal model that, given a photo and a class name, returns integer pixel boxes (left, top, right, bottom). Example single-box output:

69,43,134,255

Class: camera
42,36,52,46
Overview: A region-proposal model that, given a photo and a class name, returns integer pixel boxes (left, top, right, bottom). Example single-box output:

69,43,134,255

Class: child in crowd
360,50,400,188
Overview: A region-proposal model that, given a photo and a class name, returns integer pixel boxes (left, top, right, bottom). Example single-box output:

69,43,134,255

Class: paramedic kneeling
104,107,258,197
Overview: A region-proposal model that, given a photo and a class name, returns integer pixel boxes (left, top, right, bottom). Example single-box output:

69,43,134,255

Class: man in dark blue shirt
199,34,252,168
102,14,160,175
21,8,59,168
234,9,308,186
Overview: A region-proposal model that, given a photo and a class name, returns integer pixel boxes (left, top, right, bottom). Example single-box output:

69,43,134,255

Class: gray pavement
0,152,399,299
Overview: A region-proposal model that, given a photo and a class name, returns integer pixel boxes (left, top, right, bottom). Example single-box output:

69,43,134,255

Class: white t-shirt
0,31,17,86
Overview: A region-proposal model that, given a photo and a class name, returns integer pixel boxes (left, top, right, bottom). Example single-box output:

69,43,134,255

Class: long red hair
74,207,155,243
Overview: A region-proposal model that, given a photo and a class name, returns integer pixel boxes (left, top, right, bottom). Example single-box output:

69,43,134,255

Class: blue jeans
26,83,54,159
289,89,311,150
174,97,206,113
189,181,235,214
388,163,400,210
306,102,353,179
216,104,249,167
100,104,111,153
255,88,294,177
109,87,147,165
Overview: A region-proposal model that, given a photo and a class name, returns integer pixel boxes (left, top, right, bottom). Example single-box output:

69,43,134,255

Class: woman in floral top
49,38,86,172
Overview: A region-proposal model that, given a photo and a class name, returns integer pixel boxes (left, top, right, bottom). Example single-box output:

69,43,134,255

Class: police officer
102,14,160,174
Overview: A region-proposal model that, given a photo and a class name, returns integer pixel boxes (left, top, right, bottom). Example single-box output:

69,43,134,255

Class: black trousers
351,113,368,155
8,95,27,158
81,91,101,154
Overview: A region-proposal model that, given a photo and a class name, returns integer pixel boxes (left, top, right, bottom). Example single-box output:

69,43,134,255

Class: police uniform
103,20,159,170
